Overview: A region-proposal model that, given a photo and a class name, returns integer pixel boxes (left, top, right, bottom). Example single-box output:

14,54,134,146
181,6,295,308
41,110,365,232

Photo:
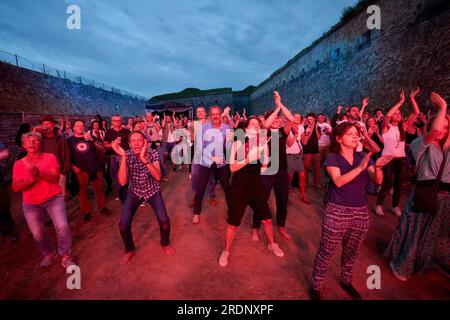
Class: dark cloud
0,0,357,98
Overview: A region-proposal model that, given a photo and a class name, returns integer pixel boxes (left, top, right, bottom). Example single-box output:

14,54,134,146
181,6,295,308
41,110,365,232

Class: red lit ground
0,169,449,300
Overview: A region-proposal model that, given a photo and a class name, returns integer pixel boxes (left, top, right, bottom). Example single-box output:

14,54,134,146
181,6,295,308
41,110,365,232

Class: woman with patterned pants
310,122,391,300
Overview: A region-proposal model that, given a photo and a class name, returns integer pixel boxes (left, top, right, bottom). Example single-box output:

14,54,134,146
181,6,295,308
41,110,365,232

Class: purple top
325,152,374,207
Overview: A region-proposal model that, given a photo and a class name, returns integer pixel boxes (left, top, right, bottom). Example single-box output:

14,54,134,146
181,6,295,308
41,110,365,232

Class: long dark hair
330,122,360,154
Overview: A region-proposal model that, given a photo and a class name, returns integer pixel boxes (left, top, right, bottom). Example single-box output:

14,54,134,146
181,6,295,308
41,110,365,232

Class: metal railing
0,50,147,100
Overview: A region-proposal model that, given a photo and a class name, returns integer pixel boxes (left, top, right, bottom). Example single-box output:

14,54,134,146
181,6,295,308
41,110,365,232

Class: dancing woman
219,117,284,267
375,89,421,217
386,92,449,281
310,122,392,300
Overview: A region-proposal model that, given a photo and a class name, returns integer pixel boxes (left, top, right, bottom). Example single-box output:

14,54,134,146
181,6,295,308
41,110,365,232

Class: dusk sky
0,0,357,99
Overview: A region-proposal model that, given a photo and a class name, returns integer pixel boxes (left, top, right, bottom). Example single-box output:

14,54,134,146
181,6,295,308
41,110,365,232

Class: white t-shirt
286,125,304,154
167,129,175,143
317,122,332,147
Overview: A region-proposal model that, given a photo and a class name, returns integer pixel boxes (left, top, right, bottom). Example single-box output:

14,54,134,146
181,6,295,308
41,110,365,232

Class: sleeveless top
236,137,262,175
382,125,406,157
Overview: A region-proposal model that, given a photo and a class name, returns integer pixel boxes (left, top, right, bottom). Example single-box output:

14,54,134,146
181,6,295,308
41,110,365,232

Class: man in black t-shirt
301,113,321,189
68,120,109,221
104,115,130,203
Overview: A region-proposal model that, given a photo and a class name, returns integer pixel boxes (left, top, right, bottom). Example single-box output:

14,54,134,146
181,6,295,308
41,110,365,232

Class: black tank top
237,137,262,175
405,129,418,145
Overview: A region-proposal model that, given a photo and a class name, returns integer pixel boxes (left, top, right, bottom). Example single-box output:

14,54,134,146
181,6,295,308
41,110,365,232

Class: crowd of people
0,88,448,300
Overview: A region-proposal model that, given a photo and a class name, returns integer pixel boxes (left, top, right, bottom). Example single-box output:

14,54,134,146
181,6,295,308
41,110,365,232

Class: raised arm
111,139,128,186
405,87,421,128
331,105,343,128
274,91,294,122
140,141,161,181
382,90,405,132
359,97,369,119
424,92,448,144
264,106,281,129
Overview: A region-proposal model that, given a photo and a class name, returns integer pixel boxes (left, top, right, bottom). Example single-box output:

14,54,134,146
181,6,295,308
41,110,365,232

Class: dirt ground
0,168,449,300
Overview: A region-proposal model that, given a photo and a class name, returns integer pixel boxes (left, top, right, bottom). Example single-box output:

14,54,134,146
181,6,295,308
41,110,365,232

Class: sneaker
83,213,92,221
100,208,111,215
389,261,408,282
219,250,230,267
310,288,324,300
375,205,384,216
192,214,200,224
114,197,120,201
40,251,58,268
268,243,284,258
61,256,76,269
391,207,402,217
339,282,361,300
140,203,146,207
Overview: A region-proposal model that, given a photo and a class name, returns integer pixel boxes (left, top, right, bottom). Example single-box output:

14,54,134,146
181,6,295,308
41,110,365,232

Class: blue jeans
119,191,171,252
191,164,216,198
110,155,128,202
23,195,72,257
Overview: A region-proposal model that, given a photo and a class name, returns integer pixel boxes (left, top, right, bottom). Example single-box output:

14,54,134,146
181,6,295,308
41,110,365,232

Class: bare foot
278,227,292,240
163,246,175,256
251,229,260,242
192,214,200,224
120,251,135,265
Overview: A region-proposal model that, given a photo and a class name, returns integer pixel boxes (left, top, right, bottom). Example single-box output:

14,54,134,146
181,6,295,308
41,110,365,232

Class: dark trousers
376,158,406,208
119,191,170,252
110,155,128,203
194,164,231,215
253,170,289,229
228,172,272,227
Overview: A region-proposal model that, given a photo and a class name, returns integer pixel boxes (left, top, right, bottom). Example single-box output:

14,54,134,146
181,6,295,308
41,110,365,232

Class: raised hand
243,108,246,116
337,105,343,114
224,106,231,115
375,155,393,168
111,138,126,157
358,152,373,171
274,91,281,107
430,92,447,109
410,87,420,99
140,139,148,163
84,131,93,141
362,98,369,108
399,90,405,104
247,146,261,163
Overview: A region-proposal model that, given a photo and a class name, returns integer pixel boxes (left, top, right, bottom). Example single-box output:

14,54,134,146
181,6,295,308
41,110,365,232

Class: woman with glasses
375,89,421,217
310,122,392,300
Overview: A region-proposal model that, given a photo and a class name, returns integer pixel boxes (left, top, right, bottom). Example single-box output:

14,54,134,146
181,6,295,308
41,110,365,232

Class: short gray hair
22,132,43,145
